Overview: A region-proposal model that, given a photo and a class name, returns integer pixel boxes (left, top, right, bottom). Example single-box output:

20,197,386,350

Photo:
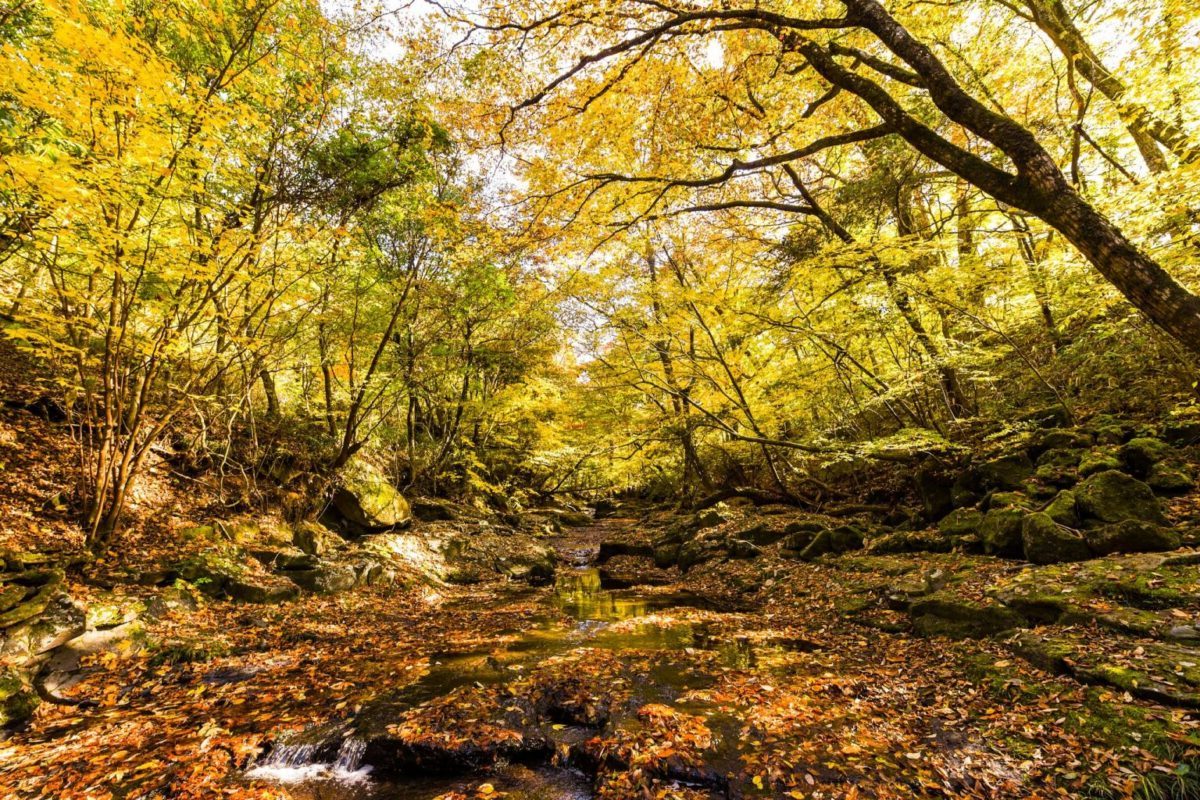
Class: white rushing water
245,737,371,784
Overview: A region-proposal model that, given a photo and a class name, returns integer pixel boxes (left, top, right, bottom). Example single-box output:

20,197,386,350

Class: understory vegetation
2,0,1200,798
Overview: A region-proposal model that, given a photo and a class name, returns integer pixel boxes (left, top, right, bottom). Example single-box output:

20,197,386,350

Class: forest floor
2,507,1199,799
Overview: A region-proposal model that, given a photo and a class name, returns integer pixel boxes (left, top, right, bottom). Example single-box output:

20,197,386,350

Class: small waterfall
333,737,367,773
246,727,370,784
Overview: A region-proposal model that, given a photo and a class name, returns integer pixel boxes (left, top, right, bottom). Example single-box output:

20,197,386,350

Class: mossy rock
1044,490,1079,527
1118,437,1172,477
1029,429,1092,456
1163,416,1200,446
1147,462,1195,495
694,507,729,531
1078,448,1121,478
986,491,1033,511
866,529,953,554
1084,520,1181,556
331,462,411,533
1021,513,1090,565
0,569,65,628
293,521,345,557
1075,470,1166,526
284,563,359,595
910,592,1025,639
0,668,38,728
980,508,1025,556
978,453,1035,491
938,507,983,538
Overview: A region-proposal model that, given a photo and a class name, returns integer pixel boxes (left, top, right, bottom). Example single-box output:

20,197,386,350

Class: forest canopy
1,0,1198,536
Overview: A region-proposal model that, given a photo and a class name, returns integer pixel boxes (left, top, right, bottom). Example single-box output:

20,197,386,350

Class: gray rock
293,521,345,557
0,594,86,665
284,564,359,595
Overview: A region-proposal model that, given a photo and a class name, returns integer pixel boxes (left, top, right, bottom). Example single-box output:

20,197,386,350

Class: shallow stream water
246,560,781,799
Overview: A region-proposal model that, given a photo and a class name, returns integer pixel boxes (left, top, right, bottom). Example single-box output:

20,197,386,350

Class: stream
244,534,801,799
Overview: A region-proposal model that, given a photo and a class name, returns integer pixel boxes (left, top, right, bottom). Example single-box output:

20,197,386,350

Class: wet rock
330,462,411,534
1075,470,1166,526
554,510,593,528
1147,462,1195,495
292,521,345,557
1083,520,1180,556
980,508,1025,557
497,545,557,585
910,593,1025,639
1118,437,1171,478
978,453,1034,491
1021,512,1090,565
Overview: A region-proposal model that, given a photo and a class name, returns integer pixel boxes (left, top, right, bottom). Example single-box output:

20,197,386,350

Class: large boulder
1118,437,1171,478
1075,470,1167,526
938,508,983,538
1084,520,1181,556
1021,513,1090,565
978,453,1035,491
331,462,412,534
1044,490,1079,527
175,550,299,604
979,508,1025,556
1147,462,1195,495
1078,448,1121,478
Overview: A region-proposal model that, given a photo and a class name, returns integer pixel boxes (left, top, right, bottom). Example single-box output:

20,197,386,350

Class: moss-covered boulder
1084,520,1181,556
1118,437,1171,477
1164,416,1200,446
283,563,360,594
910,593,1025,639
175,549,299,604
331,462,411,534
0,668,37,728
866,529,954,554
1021,512,1090,565
1075,470,1167,526
938,507,983,538
978,453,1035,491
1147,462,1195,495
980,508,1025,556
1043,490,1079,527
1078,448,1121,478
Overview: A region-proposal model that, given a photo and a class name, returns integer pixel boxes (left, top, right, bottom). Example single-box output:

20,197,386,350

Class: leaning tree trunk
794,0,1200,358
